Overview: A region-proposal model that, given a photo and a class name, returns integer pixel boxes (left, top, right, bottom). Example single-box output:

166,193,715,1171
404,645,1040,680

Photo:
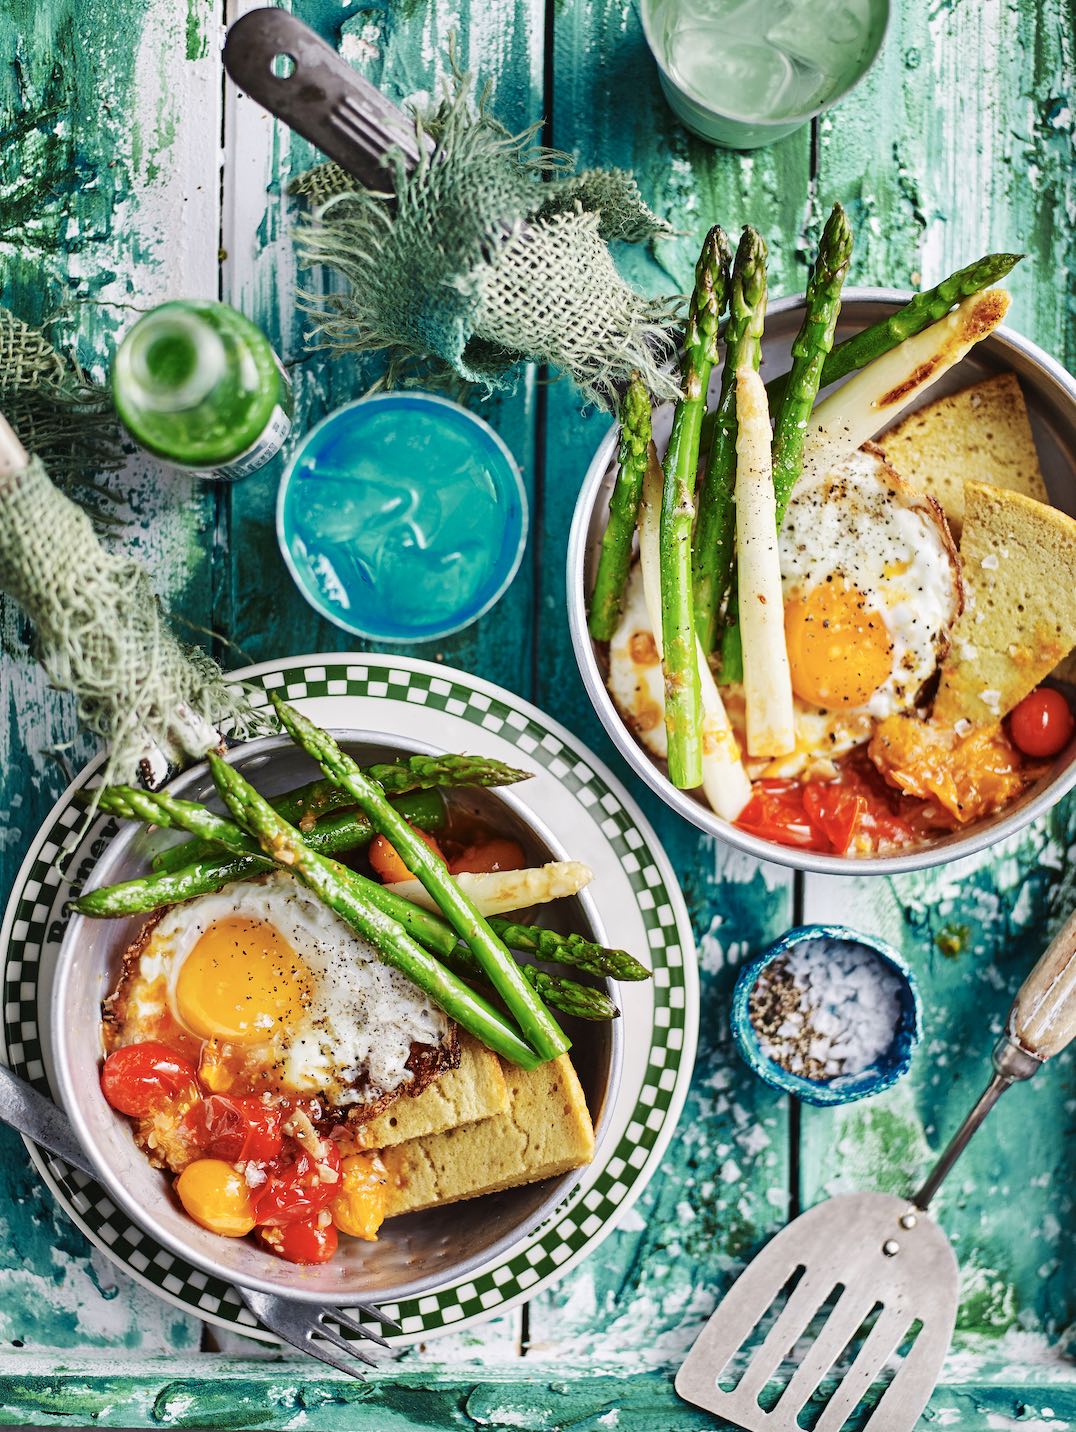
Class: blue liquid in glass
280,396,525,642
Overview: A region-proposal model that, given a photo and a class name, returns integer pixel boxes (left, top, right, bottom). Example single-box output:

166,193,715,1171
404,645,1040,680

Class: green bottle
112,299,292,481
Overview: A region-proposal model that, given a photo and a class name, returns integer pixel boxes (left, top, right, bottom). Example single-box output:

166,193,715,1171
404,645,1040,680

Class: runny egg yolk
784,578,894,711
175,916,310,1045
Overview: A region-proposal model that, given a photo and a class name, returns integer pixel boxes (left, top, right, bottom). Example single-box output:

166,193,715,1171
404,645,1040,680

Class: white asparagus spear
639,444,752,819
385,860,592,916
735,367,796,758
799,288,1010,486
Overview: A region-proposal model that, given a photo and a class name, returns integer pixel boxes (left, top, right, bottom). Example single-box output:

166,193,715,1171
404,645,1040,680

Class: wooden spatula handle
1008,909,1076,1062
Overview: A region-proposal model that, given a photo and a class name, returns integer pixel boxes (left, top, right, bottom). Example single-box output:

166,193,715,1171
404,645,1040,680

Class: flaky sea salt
748,937,905,1083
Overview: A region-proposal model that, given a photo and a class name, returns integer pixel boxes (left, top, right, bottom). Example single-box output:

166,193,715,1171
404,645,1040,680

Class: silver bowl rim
50,729,624,1304
567,286,1076,876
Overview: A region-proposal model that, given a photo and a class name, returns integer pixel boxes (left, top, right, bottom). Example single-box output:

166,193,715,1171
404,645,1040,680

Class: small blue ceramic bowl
277,392,528,644
731,924,921,1107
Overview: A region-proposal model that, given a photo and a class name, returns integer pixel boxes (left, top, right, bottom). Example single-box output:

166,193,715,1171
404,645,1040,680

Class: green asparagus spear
208,754,541,1070
152,753,532,873
73,790,445,919
719,599,744,685
772,203,853,525
485,919,651,981
765,251,1023,408
692,227,768,657
440,942,620,1021
271,696,570,1063
76,784,457,956
588,376,653,642
660,225,733,789
717,212,851,683
523,967,619,1021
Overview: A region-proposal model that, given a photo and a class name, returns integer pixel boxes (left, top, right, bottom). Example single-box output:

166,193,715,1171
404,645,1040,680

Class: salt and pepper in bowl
731,924,921,1106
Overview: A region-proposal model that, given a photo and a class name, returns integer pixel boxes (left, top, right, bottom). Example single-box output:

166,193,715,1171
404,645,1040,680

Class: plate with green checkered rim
1,653,698,1345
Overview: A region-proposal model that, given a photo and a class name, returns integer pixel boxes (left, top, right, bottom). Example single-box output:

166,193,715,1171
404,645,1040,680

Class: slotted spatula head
676,1193,959,1432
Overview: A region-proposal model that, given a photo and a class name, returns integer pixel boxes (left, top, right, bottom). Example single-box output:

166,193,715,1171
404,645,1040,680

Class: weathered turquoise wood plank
221,0,543,699
812,0,1074,358
523,0,810,1362
2,1357,1075,1429
801,813,1076,1378
799,0,1076,1388
216,0,549,1363
0,0,221,1356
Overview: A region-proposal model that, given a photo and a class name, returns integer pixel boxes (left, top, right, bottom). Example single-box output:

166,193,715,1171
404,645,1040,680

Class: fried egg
719,685,872,781
608,565,871,779
780,447,962,718
120,872,450,1108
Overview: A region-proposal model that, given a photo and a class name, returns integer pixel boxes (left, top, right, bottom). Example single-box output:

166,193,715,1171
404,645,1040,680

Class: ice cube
768,0,869,68
668,28,795,114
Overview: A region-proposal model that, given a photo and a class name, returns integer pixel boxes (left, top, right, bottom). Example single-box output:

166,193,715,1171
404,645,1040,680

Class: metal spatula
677,908,1076,1431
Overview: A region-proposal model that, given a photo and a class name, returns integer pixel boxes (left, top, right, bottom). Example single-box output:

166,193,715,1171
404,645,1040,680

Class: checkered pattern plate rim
0,654,698,1345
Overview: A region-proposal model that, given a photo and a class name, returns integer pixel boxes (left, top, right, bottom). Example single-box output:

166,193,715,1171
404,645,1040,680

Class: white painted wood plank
0,0,223,1354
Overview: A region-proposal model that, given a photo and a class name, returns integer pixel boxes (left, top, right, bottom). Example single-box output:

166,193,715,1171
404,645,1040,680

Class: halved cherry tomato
259,1217,338,1265
802,784,867,856
1009,687,1075,758
736,767,915,856
182,1095,284,1164
368,826,445,883
100,1042,200,1118
252,1138,342,1226
448,839,525,876
736,781,821,850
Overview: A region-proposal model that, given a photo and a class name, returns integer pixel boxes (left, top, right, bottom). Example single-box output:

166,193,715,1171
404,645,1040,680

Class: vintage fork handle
1005,907,1076,1063
223,8,432,191
0,1061,96,1177
913,908,1076,1211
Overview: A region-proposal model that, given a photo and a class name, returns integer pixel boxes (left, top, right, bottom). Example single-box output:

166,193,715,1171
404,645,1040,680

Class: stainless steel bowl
568,289,1076,874
52,732,622,1303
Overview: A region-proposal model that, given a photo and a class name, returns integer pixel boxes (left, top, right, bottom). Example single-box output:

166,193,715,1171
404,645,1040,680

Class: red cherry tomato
736,781,821,850
100,1042,200,1118
260,1218,339,1265
1009,687,1075,758
736,768,915,856
802,785,867,856
182,1095,284,1164
253,1139,342,1226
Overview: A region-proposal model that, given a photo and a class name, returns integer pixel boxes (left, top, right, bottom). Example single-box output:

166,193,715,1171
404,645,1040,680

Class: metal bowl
51,732,622,1304
567,289,1076,874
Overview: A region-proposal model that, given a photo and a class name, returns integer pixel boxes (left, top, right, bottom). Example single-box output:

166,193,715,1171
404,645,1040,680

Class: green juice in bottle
112,299,292,481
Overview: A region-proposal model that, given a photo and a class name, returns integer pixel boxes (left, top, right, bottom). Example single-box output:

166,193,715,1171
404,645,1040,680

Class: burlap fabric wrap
0,311,267,784
291,82,682,408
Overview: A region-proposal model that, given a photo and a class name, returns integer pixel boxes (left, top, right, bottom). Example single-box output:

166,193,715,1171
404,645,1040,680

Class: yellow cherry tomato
330,1152,389,1242
175,1158,256,1237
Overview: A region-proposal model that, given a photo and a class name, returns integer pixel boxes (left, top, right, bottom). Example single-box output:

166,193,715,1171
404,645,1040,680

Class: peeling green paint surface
0,0,1073,1425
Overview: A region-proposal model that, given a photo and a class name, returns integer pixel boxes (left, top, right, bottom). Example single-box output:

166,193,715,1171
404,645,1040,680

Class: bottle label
210,403,292,480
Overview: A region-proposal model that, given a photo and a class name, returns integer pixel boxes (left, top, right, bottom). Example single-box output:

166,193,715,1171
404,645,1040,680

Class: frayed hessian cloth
0,456,270,788
290,81,682,409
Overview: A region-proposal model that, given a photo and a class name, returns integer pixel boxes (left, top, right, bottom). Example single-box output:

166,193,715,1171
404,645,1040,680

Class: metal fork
0,1060,398,1378
238,1288,399,1377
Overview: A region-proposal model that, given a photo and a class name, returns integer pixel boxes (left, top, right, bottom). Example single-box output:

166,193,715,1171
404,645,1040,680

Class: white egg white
136,872,449,1106
720,685,873,780
606,565,873,778
780,447,962,719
